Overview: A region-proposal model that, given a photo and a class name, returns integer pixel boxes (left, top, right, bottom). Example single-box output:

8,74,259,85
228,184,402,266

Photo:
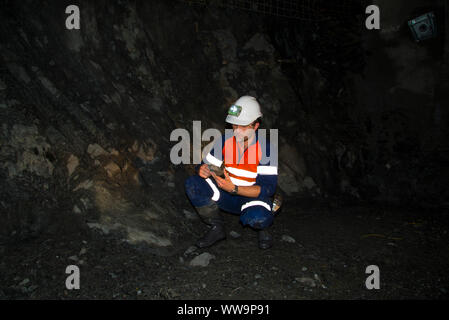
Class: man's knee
185,175,198,197
185,175,202,199
240,207,273,229
185,175,213,207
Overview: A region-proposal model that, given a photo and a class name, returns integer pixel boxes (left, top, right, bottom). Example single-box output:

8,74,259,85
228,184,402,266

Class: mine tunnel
0,0,448,300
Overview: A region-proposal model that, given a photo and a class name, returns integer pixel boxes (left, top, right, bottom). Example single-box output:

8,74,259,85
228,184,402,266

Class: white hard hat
225,96,263,126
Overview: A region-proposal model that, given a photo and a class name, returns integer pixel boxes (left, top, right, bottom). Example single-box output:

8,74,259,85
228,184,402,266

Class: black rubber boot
258,229,273,250
195,203,226,248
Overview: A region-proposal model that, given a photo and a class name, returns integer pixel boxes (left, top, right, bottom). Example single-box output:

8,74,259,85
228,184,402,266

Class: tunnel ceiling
180,0,362,21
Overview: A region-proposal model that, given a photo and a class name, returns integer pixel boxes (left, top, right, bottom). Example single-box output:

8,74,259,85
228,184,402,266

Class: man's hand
211,169,235,193
198,164,211,179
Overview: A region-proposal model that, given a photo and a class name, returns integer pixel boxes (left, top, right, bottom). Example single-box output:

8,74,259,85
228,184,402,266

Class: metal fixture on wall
408,12,437,42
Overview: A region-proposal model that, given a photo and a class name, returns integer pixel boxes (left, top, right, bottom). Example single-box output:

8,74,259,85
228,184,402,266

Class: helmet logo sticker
228,104,242,117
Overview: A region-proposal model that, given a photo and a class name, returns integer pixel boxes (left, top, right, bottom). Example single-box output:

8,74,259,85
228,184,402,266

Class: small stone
183,210,198,220
0,79,6,90
68,255,78,261
229,231,241,238
73,205,82,214
302,267,308,272
73,179,93,191
387,242,397,247
295,277,316,287
179,257,184,263
79,248,87,256
184,246,197,256
281,235,296,243
303,176,317,189
7,99,19,106
19,278,30,286
28,285,38,292
189,252,215,267
255,274,262,279
104,161,121,177
109,272,117,279
87,143,108,158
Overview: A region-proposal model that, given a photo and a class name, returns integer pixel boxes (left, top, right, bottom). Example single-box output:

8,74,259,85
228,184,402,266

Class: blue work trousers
185,175,274,230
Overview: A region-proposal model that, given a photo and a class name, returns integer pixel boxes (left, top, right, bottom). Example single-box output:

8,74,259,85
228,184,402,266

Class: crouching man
185,96,279,250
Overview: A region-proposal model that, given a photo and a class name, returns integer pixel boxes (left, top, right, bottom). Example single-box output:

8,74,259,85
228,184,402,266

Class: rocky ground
1,197,448,300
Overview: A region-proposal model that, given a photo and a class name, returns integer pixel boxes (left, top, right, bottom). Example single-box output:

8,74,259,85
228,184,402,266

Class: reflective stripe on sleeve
205,153,223,167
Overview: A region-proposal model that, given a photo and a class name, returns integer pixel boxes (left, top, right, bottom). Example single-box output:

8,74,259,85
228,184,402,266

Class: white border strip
241,200,271,212
205,178,220,201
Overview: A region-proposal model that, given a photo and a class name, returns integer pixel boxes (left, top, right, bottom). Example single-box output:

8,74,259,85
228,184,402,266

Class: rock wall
0,0,308,247
268,0,449,207
351,0,449,206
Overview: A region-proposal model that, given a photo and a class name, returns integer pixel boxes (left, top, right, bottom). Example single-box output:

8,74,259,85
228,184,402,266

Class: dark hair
251,117,262,127
225,117,262,129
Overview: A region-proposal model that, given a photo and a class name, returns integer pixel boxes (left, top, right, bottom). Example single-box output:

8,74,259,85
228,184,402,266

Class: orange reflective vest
205,131,278,187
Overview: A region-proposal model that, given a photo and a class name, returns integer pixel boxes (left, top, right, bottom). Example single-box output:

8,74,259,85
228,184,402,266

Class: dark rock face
267,3,449,208
0,0,448,247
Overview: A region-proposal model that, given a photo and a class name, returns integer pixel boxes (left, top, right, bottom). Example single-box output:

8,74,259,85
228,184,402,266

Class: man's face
232,122,259,142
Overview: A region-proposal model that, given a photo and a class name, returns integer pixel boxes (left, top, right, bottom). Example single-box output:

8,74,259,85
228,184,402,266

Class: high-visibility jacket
203,130,278,198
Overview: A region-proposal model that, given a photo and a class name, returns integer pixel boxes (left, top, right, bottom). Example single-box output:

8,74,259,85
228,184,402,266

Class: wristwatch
230,185,238,195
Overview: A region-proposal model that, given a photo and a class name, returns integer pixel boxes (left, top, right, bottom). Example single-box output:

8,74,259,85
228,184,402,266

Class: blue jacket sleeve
255,138,278,198
256,174,277,198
